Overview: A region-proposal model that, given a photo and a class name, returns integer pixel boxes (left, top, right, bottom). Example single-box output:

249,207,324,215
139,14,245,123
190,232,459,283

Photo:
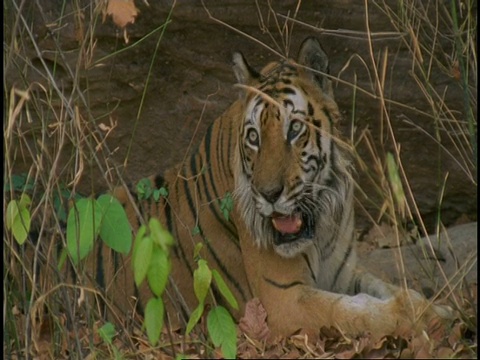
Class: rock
359,222,477,296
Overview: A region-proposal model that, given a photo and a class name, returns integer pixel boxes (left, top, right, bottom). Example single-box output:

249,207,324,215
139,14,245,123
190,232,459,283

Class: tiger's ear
297,37,332,95
232,52,260,86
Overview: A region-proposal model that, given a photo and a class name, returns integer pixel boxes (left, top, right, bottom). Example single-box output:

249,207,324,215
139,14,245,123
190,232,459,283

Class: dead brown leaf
105,0,139,29
289,331,323,357
33,316,55,357
239,297,271,341
263,340,287,359
448,321,465,347
280,348,301,358
410,336,432,359
237,340,263,359
335,348,358,359
427,317,447,342
436,346,454,358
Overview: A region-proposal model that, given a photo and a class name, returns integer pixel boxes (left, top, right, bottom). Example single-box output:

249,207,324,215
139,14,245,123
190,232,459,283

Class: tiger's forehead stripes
243,60,331,146
246,85,311,135
259,63,299,89
248,92,306,127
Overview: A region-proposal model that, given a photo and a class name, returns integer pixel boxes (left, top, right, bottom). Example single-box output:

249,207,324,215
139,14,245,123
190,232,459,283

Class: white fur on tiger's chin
273,237,314,258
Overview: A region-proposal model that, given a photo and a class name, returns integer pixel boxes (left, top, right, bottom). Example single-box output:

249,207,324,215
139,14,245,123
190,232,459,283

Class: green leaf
194,259,211,304
112,347,124,360
186,303,204,335
133,235,153,286
144,297,164,346
386,152,406,217
207,306,237,359
6,198,31,245
147,246,170,297
98,322,116,345
97,194,132,254
57,248,68,271
136,178,153,200
158,187,168,197
192,226,201,236
6,200,19,231
53,193,67,223
52,187,80,223
193,242,203,260
212,269,238,310
4,173,34,192
219,192,233,221
66,198,102,263
153,187,168,202
132,224,147,267
14,207,31,245
149,218,174,250
18,193,32,208
4,174,22,192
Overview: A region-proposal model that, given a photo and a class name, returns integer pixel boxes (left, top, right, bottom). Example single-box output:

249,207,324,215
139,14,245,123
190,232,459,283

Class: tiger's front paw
391,289,454,333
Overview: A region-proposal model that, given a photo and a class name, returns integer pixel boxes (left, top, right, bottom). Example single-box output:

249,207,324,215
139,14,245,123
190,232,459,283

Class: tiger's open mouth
271,211,315,245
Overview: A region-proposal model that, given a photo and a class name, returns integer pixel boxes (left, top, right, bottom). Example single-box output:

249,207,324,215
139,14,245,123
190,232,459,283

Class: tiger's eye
288,120,304,141
247,128,259,146
291,121,302,132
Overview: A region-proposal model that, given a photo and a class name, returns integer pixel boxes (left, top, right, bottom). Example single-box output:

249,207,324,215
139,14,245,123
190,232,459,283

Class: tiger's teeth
271,214,302,234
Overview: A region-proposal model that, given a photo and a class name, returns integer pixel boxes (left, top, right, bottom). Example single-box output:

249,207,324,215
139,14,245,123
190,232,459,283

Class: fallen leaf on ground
105,0,139,29
239,297,270,341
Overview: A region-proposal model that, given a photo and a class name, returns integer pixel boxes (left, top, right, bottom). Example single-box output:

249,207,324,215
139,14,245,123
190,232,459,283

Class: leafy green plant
3,173,35,193
132,217,174,346
186,257,211,335
132,178,174,346
136,177,168,201
4,0,177,357
66,194,132,264
186,243,238,359
219,192,234,221
207,306,237,359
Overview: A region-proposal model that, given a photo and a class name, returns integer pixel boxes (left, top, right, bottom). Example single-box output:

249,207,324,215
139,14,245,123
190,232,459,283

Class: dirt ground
5,0,477,232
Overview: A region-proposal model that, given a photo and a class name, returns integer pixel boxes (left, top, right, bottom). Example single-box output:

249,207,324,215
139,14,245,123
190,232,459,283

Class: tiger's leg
262,284,411,338
240,234,447,338
351,269,454,321
312,224,450,316
333,245,454,323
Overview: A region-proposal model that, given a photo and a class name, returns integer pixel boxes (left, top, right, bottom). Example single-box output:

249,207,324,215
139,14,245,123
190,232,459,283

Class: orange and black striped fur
98,37,450,337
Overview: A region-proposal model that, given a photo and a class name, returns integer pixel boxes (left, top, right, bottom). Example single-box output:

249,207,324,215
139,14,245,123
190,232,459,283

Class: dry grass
3,0,476,358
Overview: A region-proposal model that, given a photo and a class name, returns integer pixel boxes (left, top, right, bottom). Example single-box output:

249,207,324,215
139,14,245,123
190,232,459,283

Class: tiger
90,36,451,339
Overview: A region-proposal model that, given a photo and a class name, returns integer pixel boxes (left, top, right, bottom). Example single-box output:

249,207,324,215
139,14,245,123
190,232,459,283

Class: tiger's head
233,37,352,258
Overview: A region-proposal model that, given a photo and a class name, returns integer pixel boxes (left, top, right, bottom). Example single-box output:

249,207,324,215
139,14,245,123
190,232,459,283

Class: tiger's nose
260,186,284,204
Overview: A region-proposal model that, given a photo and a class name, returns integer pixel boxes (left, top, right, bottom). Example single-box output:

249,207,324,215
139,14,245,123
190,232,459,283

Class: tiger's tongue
272,214,302,234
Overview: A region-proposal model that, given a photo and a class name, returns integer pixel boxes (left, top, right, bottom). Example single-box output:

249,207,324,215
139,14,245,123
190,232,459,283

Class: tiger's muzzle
254,186,317,256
